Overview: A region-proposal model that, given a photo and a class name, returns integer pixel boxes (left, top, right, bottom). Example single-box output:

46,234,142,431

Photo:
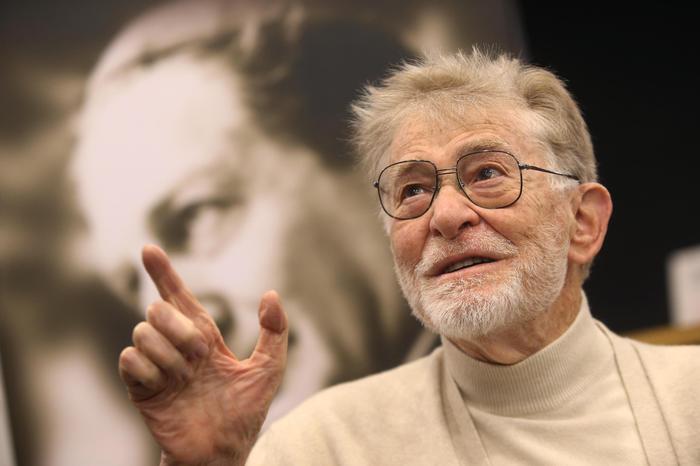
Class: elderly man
118,50,699,465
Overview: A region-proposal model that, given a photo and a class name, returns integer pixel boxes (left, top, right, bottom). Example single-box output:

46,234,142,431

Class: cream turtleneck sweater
248,296,699,465
441,298,645,464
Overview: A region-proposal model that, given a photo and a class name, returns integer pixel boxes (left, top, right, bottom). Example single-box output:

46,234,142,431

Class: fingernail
194,341,210,359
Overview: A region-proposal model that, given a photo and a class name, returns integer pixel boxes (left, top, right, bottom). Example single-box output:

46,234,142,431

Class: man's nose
428,184,481,239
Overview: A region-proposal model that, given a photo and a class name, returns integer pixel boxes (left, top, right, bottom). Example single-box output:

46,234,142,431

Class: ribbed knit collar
442,294,614,416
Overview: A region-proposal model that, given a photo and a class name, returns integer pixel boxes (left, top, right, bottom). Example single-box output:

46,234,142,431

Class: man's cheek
390,232,420,269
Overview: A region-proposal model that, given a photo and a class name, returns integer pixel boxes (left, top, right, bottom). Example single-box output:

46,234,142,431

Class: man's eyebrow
457,139,512,155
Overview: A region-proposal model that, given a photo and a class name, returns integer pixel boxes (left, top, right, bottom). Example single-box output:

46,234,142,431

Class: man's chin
397,267,524,338
413,284,528,340
419,274,504,302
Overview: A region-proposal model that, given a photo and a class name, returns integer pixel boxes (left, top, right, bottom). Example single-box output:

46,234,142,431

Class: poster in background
0,1,525,464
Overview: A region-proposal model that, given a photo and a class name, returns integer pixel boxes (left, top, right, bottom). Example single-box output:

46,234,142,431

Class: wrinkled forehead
386,101,544,165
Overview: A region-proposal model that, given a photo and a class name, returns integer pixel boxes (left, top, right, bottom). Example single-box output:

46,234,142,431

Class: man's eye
401,184,428,200
152,198,240,253
475,166,504,181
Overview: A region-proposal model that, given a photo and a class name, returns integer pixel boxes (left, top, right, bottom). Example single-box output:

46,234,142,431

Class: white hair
351,47,597,185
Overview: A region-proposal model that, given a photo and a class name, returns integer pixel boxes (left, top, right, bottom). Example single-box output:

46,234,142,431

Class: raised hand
118,245,288,466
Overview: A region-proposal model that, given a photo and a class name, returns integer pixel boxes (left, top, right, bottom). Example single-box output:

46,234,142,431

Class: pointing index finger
141,244,203,318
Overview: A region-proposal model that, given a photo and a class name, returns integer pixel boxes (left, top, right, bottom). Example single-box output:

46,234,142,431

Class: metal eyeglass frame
373,149,581,220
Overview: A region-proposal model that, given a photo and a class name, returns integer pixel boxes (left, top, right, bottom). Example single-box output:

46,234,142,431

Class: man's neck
449,284,582,365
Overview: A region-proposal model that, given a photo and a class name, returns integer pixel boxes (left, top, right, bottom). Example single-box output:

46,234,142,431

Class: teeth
444,257,494,273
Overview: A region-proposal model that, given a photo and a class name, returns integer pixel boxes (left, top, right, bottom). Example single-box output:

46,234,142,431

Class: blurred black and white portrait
0,1,525,464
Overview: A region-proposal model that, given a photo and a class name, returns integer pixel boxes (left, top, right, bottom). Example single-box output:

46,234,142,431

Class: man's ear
568,183,613,265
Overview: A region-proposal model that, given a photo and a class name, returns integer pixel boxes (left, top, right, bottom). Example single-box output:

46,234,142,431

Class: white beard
395,220,569,340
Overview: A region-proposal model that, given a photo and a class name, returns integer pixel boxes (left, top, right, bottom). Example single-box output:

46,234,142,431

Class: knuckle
168,314,198,346
161,349,180,368
142,369,163,389
119,346,136,362
118,347,136,372
119,348,144,379
145,305,158,324
145,300,169,324
132,322,151,346
181,324,201,345
160,353,188,381
181,365,194,382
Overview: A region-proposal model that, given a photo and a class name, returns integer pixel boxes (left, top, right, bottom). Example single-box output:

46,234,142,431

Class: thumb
252,290,288,366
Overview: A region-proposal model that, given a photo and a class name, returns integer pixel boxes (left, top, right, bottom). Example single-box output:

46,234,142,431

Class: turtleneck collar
442,294,614,416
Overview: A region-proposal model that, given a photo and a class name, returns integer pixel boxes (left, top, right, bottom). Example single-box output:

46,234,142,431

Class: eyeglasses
373,150,580,220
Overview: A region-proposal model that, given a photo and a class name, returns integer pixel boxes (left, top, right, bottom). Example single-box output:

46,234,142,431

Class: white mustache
415,232,518,276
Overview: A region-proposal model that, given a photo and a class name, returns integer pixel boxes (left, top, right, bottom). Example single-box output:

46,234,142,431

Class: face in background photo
70,0,429,424
1,1,526,464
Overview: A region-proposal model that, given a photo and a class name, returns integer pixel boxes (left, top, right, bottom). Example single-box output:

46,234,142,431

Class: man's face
71,53,390,420
386,109,574,340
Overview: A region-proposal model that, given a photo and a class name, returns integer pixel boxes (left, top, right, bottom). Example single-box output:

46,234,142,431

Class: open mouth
438,256,498,276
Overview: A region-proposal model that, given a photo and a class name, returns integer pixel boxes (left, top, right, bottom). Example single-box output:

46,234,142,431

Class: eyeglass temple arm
519,164,580,182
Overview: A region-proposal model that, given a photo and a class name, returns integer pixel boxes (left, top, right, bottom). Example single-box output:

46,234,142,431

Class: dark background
520,3,699,331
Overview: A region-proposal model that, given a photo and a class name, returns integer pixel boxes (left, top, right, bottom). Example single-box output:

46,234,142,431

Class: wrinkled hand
118,245,288,466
